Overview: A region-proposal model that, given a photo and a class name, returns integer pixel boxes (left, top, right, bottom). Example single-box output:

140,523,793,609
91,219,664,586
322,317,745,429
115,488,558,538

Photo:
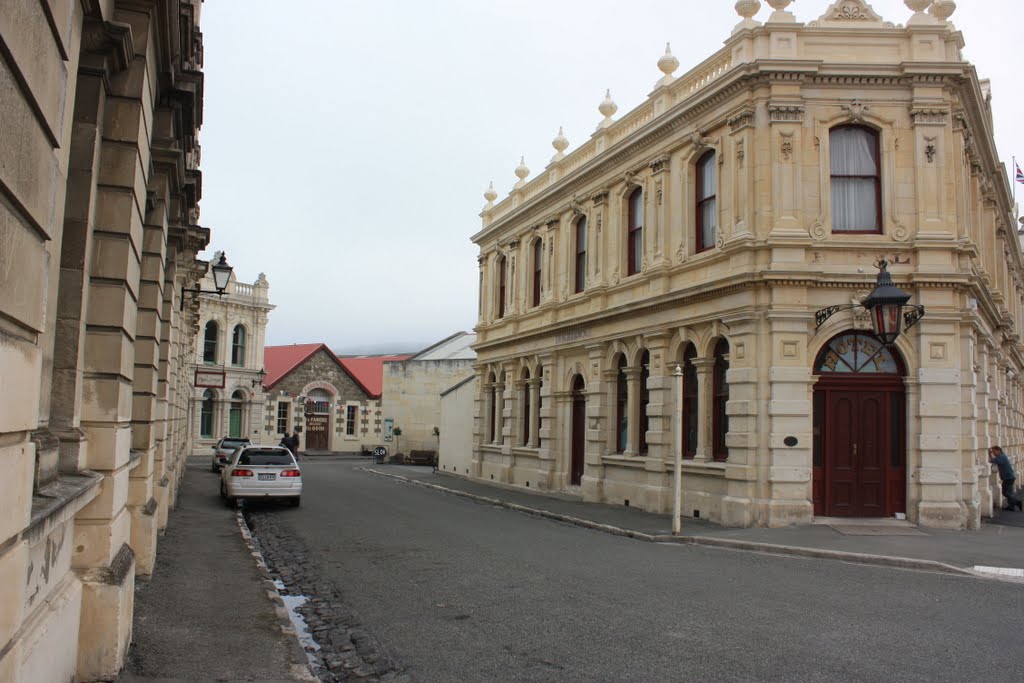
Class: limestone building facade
471,0,1021,530
381,332,477,455
188,258,274,451
1,1,210,679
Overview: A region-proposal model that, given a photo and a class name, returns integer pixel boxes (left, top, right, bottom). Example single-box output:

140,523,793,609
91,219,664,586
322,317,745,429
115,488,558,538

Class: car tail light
281,469,301,478
230,468,254,477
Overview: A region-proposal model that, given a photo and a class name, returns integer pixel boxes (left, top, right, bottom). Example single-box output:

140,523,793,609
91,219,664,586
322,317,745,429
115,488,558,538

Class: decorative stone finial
657,43,679,78
597,89,618,129
929,0,955,21
551,127,569,162
733,0,762,32
514,157,530,188
904,0,935,24
766,0,795,22
735,0,761,19
484,181,498,206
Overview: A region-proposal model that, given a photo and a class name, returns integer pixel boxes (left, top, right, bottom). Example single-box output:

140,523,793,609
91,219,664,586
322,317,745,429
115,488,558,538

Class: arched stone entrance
570,375,586,486
813,331,906,518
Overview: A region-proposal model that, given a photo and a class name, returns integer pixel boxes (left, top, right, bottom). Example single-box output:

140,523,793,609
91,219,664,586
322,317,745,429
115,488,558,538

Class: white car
220,446,302,507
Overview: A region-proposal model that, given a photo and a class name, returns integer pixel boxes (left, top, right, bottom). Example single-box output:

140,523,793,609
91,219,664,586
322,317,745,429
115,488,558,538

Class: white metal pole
673,364,683,535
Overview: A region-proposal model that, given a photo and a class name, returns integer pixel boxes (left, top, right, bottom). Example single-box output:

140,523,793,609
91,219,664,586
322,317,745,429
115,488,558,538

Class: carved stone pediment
811,0,888,27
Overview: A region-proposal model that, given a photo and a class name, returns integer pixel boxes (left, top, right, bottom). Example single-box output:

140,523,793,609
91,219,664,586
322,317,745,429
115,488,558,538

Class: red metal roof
262,344,410,399
339,355,412,398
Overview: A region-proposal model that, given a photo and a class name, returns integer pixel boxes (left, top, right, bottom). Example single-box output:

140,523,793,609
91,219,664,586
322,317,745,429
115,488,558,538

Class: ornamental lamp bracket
814,260,925,344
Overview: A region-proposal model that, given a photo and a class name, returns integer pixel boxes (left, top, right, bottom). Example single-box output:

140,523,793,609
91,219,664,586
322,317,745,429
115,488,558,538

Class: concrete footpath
117,456,313,683
372,463,1024,581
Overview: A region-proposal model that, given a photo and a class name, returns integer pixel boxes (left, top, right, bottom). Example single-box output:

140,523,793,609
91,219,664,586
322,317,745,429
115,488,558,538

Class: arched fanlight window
203,321,219,364
231,325,247,366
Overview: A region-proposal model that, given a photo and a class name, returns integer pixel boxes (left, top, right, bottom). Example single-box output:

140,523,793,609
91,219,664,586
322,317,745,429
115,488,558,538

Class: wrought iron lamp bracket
903,305,925,331
814,303,860,329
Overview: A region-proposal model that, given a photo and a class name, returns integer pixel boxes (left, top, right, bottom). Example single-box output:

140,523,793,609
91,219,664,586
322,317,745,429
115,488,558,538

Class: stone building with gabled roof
261,343,411,452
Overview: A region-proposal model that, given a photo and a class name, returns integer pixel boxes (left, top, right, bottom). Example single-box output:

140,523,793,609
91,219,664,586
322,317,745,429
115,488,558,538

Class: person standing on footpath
988,445,1023,511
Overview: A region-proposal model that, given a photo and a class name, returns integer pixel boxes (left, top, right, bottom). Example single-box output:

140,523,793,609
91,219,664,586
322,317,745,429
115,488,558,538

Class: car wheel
289,497,301,507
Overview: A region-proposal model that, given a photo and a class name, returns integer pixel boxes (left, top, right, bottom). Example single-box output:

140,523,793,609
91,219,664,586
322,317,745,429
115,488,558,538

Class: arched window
521,368,531,445
627,188,643,276
574,216,587,293
231,325,247,366
229,389,244,438
203,321,219,364
639,351,650,454
616,356,628,453
696,150,717,252
830,125,881,233
682,344,697,458
200,389,215,437
712,339,730,461
532,239,542,308
497,255,507,319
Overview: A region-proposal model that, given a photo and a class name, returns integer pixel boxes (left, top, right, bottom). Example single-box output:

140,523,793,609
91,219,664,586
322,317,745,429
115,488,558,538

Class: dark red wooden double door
813,332,906,518
816,387,904,517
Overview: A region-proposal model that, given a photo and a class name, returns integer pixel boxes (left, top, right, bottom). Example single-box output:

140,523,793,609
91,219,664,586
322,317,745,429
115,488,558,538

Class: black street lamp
180,252,233,310
815,259,925,344
251,367,267,388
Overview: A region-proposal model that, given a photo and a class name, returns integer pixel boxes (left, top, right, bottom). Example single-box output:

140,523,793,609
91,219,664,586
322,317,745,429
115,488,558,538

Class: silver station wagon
220,446,302,507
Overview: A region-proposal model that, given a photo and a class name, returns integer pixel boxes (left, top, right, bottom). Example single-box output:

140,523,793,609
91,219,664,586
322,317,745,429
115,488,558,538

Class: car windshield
221,439,249,448
237,450,294,466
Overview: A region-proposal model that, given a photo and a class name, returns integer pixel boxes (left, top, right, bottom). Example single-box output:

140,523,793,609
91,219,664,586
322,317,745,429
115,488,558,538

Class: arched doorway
305,388,332,451
570,375,586,486
229,390,245,438
813,331,906,517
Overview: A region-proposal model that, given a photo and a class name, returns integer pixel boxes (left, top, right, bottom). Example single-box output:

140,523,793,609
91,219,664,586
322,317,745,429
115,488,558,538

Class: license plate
258,473,275,481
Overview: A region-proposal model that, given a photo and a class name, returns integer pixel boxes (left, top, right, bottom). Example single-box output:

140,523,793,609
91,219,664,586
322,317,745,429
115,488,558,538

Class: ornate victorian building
1,1,210,680
470,0,1021,530
188,257,274,451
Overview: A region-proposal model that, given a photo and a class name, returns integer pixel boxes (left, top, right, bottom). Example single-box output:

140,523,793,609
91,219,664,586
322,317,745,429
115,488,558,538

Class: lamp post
673,364,683,536
180,252,233,310
815,259,924,343
251,367,267,389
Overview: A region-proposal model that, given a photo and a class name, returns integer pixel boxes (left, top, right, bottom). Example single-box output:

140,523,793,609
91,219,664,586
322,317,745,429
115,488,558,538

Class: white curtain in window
701,199,716,247
698,154,717,247
831,128,879,231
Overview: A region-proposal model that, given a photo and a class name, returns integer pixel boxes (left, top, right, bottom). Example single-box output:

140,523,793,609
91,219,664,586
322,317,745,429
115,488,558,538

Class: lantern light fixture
815,259,924,344
251,367,267,388
180,252,233,310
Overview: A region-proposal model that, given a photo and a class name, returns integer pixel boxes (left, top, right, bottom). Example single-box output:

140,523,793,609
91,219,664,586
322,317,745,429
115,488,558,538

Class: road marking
973,565,1024,578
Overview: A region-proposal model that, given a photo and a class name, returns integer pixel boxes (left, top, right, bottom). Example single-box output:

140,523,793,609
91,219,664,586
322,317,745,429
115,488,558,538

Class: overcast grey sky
199,1,1024,352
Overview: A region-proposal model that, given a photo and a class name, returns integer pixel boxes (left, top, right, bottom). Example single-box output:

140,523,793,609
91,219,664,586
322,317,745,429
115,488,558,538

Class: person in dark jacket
988,445,1022,511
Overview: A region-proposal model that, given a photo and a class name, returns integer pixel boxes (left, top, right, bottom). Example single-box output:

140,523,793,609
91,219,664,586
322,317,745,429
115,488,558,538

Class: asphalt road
260,459,1022,683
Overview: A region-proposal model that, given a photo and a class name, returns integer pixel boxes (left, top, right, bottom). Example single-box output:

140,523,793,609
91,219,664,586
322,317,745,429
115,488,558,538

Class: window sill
601,454,646,468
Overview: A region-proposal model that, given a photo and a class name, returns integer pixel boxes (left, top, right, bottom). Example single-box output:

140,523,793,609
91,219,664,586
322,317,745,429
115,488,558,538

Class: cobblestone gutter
242,508,411,682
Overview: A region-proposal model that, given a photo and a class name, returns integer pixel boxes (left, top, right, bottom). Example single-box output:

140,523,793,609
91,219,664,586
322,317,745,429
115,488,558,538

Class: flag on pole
1016,162,1024,185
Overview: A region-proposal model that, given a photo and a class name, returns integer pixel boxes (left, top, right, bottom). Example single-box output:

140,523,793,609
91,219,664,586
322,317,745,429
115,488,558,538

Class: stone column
583,345,608,501
623,367,642,457
692,359,716,461
529,378,541,447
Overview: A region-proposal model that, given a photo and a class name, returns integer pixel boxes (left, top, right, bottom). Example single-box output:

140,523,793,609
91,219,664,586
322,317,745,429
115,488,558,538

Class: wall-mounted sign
194,368,226,388
383,418,394,442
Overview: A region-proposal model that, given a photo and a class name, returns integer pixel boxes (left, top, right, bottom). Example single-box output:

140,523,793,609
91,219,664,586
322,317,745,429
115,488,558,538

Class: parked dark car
212,437,251,471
